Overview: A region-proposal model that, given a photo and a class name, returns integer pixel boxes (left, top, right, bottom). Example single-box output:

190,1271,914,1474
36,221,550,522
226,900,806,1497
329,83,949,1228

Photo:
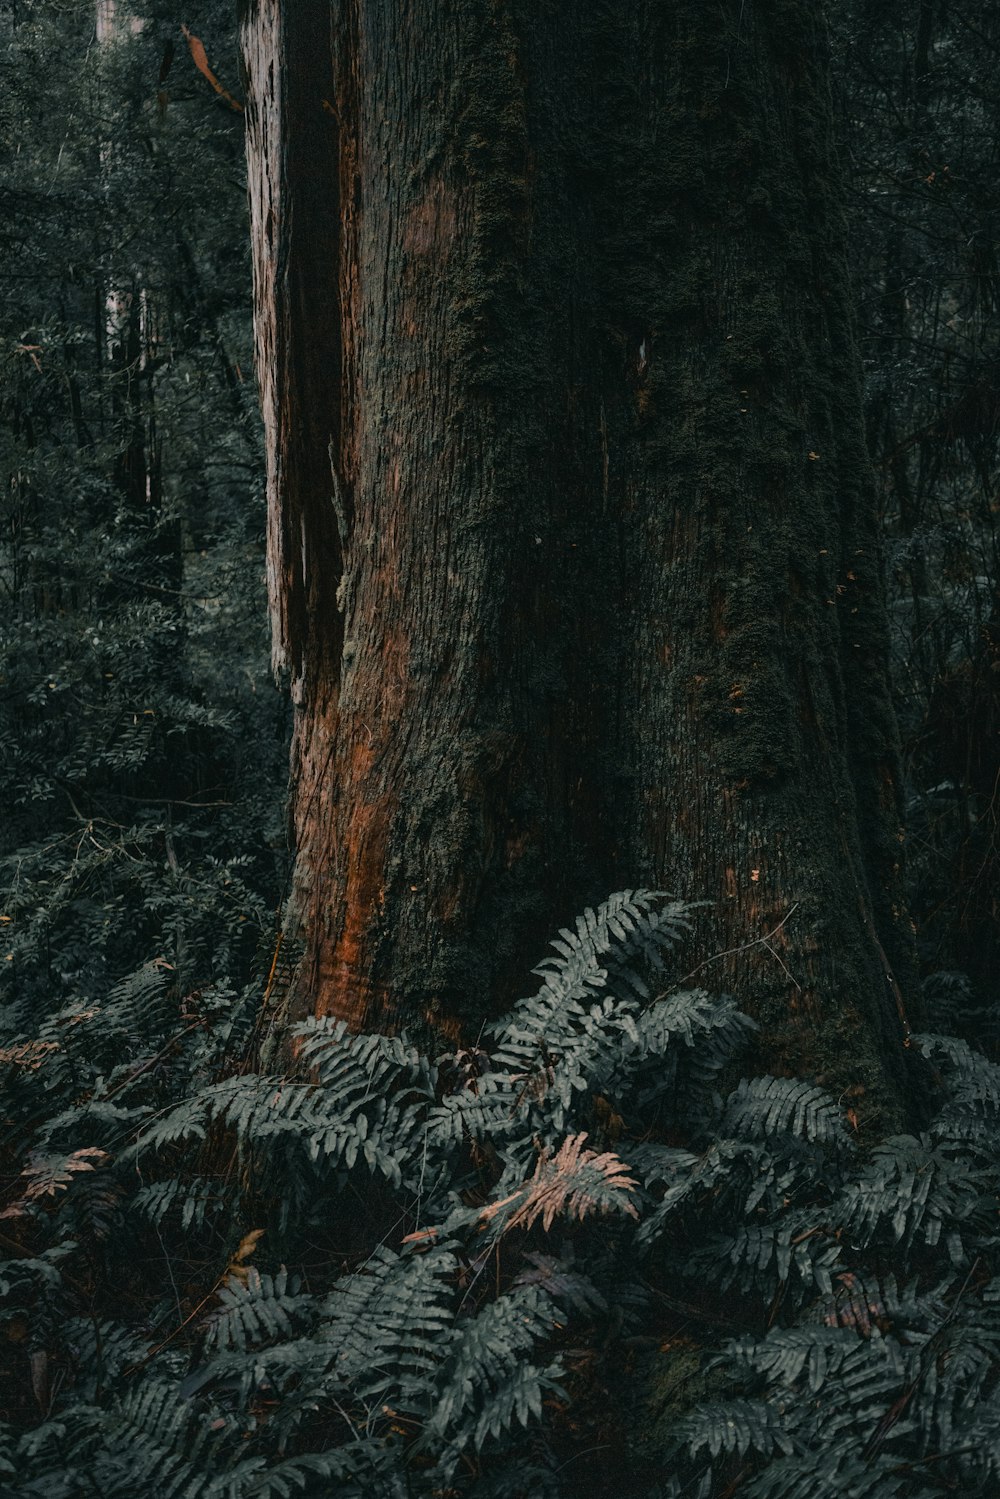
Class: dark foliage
2,889,1000,1497
0,4,286,1025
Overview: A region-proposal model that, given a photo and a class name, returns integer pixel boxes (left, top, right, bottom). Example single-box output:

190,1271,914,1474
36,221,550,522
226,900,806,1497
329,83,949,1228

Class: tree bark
242,0,922,1126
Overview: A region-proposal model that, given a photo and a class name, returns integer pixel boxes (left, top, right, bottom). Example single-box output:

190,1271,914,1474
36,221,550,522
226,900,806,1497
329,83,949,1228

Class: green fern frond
740,1448,937,1499
133,1060,432,1189
471,1359,565,1448
527,890,688,1002
723,1325,865,1395
132,1175,228,1232
635,1136,810,1251
482,892,698,1133
836,1133,992,1261
87,1378,225,1499
206,1446,406,1499
722,1076,849,1145
635,987,753,1058
690,1221,844,1299
632,989,757,1115
319,1243,457,1406
62,1318,151,1399
917,1034,1000,1119
512,1251,608,1314
203,1267,317,1353
427,1286,563,1464
673,1397,795,1461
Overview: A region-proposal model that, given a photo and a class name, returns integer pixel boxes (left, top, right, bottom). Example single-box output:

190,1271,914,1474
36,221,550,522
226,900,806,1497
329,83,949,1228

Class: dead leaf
180,25,243,112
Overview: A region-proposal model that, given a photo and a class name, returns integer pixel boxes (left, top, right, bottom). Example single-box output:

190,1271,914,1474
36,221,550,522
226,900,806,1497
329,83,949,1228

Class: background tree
243,0,921,1124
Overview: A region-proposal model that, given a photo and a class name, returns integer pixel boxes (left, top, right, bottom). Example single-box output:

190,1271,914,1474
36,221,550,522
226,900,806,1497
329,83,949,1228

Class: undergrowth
1,890,999,1497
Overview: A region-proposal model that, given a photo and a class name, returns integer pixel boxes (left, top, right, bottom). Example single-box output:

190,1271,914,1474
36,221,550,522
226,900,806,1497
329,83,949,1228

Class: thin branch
667,903,801,993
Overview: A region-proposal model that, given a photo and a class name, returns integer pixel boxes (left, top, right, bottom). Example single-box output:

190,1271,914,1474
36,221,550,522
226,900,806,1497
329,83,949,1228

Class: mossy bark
242,0,922,1126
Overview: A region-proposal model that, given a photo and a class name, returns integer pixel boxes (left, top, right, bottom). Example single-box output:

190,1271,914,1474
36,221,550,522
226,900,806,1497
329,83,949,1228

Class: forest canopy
0,3,998,1496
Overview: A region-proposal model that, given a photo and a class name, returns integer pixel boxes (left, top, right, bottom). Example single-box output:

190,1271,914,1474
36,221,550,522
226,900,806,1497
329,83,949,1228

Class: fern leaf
479,1132,639,1236
674,1398,795,1461
427,1286,562,1458
722,1076,849,1145
202,1267,316,1353
723,1325,863,1396
319,1243,456,1406
741,1449,937,1499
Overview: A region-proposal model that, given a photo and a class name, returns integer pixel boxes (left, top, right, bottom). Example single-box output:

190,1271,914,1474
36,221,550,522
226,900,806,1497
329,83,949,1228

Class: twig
668,903,801,993
104,1019,204,1101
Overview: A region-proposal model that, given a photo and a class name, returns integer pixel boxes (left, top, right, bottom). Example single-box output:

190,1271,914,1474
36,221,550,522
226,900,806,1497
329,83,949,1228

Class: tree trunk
242,0,922,1126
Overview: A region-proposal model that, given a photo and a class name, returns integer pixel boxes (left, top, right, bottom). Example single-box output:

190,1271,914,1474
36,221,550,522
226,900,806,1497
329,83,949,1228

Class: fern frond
917,1034,1000,1119
91,1378,224,1499
132,1054,433,1190
205,1446,406,1499
527,890,688,1004
482,893,697,1134
471,1359,563,1447
722,1076,849,1145
427,1286,563,1465
836,1133,991,1261
479,1132,639,1237
673,1398,795,1461
723,1325,864,1395
62,1318,151,1399
632,989,757,1116
740,1448,937,1499
512,1251,608,1314
690,1221,844,1299
203,1267,317,1353
131,1175,228,1232
319,1243,456,1406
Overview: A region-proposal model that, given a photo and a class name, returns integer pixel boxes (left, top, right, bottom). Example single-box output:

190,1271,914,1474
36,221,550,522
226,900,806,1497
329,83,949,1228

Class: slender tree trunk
243,0,922,1126
96,2,170,573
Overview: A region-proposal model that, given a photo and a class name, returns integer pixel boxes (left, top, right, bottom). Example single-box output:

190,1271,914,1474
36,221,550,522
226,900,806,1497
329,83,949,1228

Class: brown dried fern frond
480,1132,639,1235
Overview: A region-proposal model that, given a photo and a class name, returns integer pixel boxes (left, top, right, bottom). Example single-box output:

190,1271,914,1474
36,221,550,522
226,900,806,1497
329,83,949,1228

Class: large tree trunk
242,0,921,1126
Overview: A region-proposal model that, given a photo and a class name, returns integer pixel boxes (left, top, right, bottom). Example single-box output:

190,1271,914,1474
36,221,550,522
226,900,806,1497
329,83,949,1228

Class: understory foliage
2,890,1000,1498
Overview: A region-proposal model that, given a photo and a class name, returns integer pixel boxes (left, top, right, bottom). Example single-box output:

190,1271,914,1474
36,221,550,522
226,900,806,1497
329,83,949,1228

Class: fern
485,891,695,1135
203,1268,317,1353
11,891,1000,1499
426,1287,564,1469
836,1131,995,1264
689,1221,845,1300
478,1132,640,1238
318,1242,458,1407
132,1174,229,1232
918,1033,1000,1124
524,890,692,1010
739,1449,939,1499
131,1052,433,1191
673,1398,795,1462
723,1324,867,1394
721,1077,850,1146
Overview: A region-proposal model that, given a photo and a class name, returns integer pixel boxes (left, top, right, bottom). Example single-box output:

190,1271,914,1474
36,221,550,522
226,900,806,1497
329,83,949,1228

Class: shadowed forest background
1,2,999,1496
